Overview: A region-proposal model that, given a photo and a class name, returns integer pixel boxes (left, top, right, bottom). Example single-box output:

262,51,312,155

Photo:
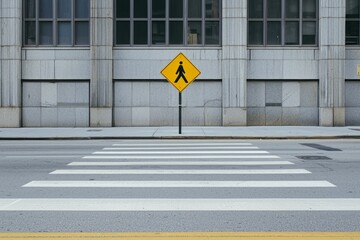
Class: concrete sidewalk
0,126,360,140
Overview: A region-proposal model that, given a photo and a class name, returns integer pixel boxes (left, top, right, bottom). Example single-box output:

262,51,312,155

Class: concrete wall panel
113,49,221,80
300,82,319,107
248,50,319,80
22,81,90,127
346,50,360,80
282,82,301,107
113,107,132,126
22,82,41,107
114,80,222,126
345,81,360,125
248,81,319,126
22,50,90,80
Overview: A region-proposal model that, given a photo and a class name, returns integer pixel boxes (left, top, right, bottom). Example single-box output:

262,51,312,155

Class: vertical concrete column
319,0,346,126
90,0,113,127
222,0,247,126
0,0,22,127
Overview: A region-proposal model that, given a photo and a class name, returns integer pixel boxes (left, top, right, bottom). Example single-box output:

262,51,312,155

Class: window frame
114,0,221,47
248,0,318,47
23,0,90,47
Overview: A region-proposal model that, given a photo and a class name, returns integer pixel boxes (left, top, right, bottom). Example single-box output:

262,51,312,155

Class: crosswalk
2,140,360,211
49,169,312,175
23,181,335,188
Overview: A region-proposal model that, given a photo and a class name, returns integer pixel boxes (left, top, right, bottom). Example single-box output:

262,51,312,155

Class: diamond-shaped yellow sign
161,53,201,92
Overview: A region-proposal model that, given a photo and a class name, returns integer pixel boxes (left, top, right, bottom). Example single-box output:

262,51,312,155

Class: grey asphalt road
0,139,359,232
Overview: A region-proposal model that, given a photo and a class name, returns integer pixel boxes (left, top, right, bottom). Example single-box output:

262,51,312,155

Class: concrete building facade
0,0,359,127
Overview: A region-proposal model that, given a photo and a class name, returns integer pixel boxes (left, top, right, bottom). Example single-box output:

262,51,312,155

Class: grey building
0,0,359,127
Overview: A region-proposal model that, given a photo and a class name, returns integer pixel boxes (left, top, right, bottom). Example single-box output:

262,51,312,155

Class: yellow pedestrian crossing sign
161,53,201,92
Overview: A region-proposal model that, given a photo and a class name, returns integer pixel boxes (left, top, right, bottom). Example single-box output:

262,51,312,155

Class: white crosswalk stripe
83,155,280,159
103,146,259,150
16,141,341,212
112,143,253,146
68,161,295,166
2,199,360,211
92,150,269,155
50,169,312,175
23,180,335,188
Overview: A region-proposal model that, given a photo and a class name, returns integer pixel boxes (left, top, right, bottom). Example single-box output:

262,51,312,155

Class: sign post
161,53,201,134
179,92,182,134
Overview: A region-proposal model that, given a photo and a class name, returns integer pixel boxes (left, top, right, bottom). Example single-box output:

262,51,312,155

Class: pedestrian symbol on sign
175,62,188,83
160,52,201,93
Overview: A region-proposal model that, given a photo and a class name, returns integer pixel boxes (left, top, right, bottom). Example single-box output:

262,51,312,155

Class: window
24,0,90,46
248,0,318,46
115,0,221,46
346,0,360,45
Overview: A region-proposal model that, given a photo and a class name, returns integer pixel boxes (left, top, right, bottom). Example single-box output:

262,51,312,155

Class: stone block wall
0,0,22,127
247,81,319,126
22,81,89,127
114,80,222,126
346,81,360,126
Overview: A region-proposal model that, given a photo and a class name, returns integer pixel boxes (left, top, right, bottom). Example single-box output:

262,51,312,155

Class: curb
1,135,360,140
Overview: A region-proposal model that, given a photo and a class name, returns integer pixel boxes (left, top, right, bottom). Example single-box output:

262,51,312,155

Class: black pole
179,92,182,134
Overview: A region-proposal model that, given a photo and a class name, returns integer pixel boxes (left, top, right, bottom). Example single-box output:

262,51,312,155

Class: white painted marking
112,143,253,146
1,198,360,211
0,200,18,210
68,161,294,166
104,147,259,150
23,181,335,188
83,155,280,159
50,169,311,175
93,151,269,155
6,155,81,159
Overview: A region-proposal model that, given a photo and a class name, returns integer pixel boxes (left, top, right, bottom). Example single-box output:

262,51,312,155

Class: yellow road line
0,232,360,240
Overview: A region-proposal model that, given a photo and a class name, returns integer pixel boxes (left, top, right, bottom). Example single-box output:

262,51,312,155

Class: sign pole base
179,92,182,135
